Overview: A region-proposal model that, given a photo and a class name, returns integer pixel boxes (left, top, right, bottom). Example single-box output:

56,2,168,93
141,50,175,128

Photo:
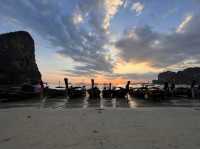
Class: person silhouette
164,82,169,97
191,80,196,99
170,82,175,97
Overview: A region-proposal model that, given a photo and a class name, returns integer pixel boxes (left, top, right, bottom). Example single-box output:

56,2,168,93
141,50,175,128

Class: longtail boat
102,83,113,98
112,81,130,99
87,79,100,99
68,86,86,99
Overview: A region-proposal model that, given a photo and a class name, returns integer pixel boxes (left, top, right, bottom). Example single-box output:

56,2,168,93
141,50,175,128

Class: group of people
190,80,200,99
163,82,176,96
163,80,200,99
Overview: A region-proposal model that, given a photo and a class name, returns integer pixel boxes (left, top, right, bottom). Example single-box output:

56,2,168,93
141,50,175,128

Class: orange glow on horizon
114,59,162,74
42,73,127,85
42,72,150,87
41,59,157,86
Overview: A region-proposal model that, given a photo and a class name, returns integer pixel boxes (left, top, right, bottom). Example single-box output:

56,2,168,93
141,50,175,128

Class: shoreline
1,97,200,110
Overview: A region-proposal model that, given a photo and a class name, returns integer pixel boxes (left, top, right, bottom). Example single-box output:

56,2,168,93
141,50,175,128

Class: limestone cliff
0,31,41,85
156,67,200,84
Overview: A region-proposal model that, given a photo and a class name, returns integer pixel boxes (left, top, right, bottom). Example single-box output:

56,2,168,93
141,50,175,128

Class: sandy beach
0,107,200,149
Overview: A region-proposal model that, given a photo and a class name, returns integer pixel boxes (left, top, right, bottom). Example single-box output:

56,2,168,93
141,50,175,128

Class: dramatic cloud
131,2,144,15
115,15,200,69
76,0,124,32
0,0,200,82
0,0,121,75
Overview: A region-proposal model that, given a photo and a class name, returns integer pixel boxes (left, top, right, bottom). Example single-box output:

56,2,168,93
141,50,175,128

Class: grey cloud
115,15,200,68
77,0,106,34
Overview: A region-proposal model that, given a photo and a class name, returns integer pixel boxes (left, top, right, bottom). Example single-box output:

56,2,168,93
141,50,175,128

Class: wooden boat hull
129,87,148,98
129,87,165,100
112,89,128,99
102,90,112,98
87,89,101,99
68,88,86,99
45,88,66,98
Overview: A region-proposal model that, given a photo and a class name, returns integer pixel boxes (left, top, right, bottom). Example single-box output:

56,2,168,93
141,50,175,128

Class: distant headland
153,67,200,84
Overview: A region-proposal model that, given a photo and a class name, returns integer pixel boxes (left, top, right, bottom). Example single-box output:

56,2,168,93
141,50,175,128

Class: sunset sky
0,0,200,85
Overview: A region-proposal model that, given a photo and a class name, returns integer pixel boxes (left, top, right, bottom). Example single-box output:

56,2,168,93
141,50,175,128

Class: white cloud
176,15,193,33
73,11,84,25
123,0,129,8
76,0,124,33
103,0,124,31
131,2,144,16
115,15,200,70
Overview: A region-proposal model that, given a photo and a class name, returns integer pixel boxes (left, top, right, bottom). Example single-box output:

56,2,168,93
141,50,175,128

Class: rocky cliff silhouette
0,31,41,85
156,67,200,84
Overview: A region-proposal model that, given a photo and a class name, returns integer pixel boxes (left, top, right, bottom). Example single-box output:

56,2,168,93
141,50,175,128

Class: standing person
170,82,175,97
39,80,44,98
126,81,130,92
191,80,196,99
164,82,169,91
197,84,200,99
164,82,169,98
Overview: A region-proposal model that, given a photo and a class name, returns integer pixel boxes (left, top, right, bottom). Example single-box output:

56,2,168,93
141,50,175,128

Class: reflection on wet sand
1,96,200,109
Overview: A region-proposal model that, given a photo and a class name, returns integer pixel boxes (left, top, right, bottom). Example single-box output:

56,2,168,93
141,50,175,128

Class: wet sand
0,107,200,149
1,96,200,109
